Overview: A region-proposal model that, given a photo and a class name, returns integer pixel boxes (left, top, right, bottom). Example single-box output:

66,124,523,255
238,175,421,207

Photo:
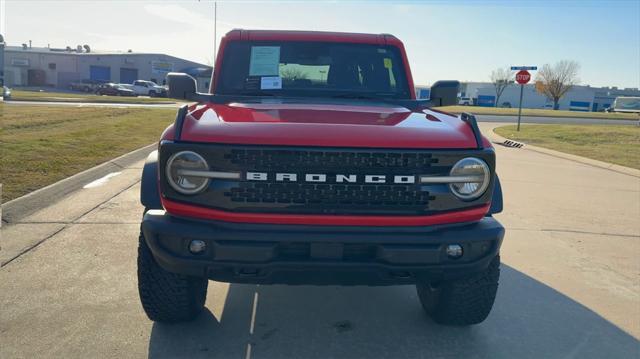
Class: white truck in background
120,80,167,97
606,97,640,113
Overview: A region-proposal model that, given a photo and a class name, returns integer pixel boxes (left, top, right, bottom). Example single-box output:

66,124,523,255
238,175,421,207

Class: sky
1,0,639,88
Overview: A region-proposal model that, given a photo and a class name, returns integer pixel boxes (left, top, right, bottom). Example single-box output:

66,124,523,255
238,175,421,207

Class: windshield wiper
330,92,401,100
235,91,276,97
330,94,377,99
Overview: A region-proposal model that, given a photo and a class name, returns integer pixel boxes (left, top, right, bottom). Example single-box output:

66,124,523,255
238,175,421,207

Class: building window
48,63,57,70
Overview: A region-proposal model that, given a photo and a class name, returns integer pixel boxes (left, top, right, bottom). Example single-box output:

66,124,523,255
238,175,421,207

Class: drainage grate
502,140,525,148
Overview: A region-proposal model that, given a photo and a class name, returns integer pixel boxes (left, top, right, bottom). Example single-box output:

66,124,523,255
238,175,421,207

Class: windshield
217,41,411,99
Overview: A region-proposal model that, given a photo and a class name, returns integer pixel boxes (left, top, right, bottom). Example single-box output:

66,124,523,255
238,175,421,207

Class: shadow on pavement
148,265,639,358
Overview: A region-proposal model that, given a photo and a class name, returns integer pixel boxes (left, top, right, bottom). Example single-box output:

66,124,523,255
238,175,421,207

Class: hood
163,99,484,149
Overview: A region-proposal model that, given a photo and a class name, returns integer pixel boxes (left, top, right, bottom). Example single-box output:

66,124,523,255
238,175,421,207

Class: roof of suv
224,29,402,46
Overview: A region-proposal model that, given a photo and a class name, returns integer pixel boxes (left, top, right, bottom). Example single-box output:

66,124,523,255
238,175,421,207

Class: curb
3,99,180,108
441,109,639,122
489,126,640,178
7,98,177,105
1,143,156,223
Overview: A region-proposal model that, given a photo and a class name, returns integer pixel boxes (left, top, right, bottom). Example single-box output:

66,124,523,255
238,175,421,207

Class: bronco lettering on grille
246,172,417,184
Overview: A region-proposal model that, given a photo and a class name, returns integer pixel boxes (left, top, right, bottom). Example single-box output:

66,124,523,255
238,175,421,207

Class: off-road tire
417,255,500,326
137,232,208,323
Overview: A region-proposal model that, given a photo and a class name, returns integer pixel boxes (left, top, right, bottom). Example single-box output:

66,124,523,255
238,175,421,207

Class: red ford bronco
138,30,504,326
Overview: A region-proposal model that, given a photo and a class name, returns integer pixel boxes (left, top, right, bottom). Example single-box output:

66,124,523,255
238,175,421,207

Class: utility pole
213,1,217,64
0,33,5,92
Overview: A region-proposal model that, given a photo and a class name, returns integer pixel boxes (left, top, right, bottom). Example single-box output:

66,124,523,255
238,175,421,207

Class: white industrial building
460,82,640,112
3,43,212,91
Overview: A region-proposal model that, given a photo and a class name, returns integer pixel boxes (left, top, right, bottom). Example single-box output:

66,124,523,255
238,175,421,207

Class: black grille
160,143,496,215
225,182,435,207
226,149,439,170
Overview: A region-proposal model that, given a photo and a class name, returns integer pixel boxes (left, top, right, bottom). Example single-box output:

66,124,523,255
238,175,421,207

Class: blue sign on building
569,101,591,112
417,88,430,99
477,95,496,107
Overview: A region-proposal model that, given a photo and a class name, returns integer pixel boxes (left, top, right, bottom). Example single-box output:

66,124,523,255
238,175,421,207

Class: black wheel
137,231,208,323
417,255,500,326
148,91,156,97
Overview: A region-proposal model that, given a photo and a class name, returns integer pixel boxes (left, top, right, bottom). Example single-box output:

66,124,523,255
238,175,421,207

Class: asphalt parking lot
1,123,639,358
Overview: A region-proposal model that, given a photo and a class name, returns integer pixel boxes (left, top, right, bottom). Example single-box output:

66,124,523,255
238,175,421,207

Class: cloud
144,3,212,29
143,3,250,31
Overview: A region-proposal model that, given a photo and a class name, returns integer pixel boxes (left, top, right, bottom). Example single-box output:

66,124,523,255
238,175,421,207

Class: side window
134,81,141,86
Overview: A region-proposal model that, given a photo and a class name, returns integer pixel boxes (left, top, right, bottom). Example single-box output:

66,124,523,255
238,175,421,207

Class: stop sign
516,70,531,84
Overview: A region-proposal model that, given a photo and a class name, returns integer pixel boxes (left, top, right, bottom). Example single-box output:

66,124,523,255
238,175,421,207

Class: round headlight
449,157,490,200
166,151,209,195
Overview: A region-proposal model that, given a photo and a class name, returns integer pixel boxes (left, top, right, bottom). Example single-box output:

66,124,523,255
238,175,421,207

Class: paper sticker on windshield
260,76,282,90
383,58,392,69
249,46,280,76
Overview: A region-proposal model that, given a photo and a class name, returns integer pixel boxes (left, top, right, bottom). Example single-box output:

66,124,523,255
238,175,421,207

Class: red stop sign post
514,69,532,131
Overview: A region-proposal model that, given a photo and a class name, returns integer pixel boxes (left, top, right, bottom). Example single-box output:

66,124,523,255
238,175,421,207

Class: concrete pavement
1,124,639,358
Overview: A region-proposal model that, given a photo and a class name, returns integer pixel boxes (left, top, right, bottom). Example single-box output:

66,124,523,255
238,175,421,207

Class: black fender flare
489,174,503,215
140,150,163,210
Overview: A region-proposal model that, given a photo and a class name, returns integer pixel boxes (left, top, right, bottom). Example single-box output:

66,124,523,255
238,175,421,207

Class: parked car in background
70,79,107,93
126,80,167,97
2,86,11,99
95,83,136,97
500,102,512,108
458,97,473,105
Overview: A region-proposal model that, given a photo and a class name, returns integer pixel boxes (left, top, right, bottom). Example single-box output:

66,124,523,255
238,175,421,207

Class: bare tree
280,68,308,81
490,67,513,107
535,60,580,110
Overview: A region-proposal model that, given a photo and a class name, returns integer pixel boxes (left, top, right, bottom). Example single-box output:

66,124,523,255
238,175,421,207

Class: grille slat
226,149,439,170
225,182,435,207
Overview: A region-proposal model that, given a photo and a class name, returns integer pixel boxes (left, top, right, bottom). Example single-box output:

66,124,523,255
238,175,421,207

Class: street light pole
0,34,5,91
213,1,217,64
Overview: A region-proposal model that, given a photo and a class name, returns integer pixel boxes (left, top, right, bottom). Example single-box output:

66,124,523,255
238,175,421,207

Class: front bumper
141,210,505,285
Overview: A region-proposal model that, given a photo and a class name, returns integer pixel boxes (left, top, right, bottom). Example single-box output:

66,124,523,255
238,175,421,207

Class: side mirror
430,80,460,106
167,72,197,100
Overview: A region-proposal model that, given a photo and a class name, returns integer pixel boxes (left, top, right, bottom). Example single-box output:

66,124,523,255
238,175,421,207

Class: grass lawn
494,124,640,169
0,104,175,201
9,89,183,105
437,105,639,120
